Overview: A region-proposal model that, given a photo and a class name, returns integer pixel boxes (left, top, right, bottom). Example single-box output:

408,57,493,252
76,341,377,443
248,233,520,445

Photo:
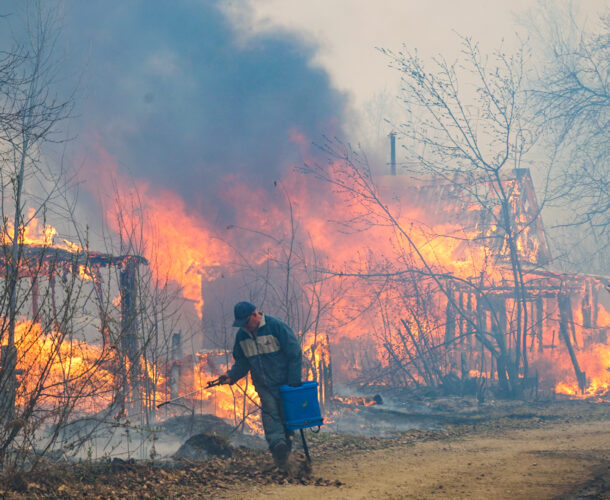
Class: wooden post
31,276,39,321
460,351,469,380
498,298,508,351
458,291,465,345
536,294,544,352
92,268,110,348
565,293,579,348
318,334,333,408
120,258,140,414
592,282,599,329
581,280,592,329
0,345,18,421
491,298,509,393
444,284,455,344
558,292,586,393
120,259,139,362
528,299,536,352
466,292,474,369
476,294,492,379
466,292,474,342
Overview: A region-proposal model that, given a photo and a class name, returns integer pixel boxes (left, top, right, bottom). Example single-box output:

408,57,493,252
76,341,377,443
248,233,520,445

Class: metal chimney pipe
389,132,396,175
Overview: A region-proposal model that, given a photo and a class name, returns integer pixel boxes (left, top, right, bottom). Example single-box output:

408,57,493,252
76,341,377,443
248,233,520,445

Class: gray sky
239,0,535,106
240,1,603,101
228,0,605,151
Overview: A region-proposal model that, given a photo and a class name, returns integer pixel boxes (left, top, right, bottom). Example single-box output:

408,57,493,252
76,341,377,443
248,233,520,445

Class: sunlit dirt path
219,419,610,499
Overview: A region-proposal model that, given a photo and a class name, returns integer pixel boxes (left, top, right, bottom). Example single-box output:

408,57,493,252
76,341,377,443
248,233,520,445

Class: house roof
376,168,552,266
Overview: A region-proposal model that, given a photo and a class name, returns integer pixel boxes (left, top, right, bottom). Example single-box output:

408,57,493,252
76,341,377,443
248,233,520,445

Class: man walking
219,301,302,469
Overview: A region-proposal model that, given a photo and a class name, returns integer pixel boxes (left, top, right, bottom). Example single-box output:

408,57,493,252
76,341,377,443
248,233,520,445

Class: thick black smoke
59,0,345,214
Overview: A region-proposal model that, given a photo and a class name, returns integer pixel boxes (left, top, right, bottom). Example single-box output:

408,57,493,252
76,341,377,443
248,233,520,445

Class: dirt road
225,419,610,499
2,401,608,498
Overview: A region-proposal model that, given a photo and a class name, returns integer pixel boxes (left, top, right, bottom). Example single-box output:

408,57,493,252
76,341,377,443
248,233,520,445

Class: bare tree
0,0,71,457
305,35,552,397
0,3,126,470
108,179,186,427
202,185,347,414
528,7,609,273
229,188,345,341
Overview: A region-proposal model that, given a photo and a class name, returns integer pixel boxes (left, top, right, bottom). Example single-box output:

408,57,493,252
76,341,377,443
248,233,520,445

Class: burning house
2,151,608,451
158,142,610,429
159,148,610,431
373,165,610,398
0,216,151,421
1,148,608,459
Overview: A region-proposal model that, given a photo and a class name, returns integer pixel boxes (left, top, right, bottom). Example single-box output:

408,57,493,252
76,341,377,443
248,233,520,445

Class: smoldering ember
0,1,608,499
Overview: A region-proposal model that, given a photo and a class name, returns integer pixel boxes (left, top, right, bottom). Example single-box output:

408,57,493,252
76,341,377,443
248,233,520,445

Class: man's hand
218,374,232,385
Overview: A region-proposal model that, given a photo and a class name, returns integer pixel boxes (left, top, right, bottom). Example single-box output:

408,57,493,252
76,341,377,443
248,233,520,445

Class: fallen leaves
0,447,341,499
0,398,607,498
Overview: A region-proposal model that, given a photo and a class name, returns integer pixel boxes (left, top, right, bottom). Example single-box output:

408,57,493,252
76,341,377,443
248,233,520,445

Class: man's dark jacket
227,314,302,391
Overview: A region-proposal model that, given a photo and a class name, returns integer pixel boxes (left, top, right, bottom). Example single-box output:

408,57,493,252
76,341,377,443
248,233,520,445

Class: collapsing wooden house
375,166,610,395
0,242,148,415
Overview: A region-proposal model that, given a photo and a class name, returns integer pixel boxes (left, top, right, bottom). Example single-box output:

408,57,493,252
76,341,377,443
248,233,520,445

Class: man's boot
271,441,290,471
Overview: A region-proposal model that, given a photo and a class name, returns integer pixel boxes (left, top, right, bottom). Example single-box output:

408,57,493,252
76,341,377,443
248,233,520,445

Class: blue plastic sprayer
279,381,324,462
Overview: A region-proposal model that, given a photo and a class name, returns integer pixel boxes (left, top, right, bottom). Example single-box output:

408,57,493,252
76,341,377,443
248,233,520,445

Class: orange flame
1,208,82,252
78,141,610,421
7,321,114,414
554,343,610,398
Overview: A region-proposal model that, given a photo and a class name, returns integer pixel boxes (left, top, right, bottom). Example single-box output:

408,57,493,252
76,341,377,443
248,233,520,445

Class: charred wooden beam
0,245,148,278
0,345,17,421
535,294,544,352
314,334,333,407
302,332,333,407
31,276,39,321
444,284,455,343
118,257,146,416
582,280,592,329
558,292,587,393
120,259,139,363
592,281,599,329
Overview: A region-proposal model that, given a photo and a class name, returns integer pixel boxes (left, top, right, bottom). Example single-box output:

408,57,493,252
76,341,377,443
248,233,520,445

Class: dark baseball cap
232,301,256,327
